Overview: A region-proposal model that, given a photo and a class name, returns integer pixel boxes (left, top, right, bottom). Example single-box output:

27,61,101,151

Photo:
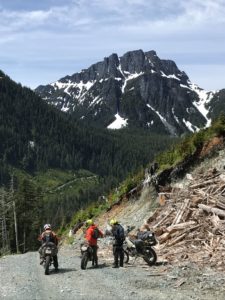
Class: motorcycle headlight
81,245,88,251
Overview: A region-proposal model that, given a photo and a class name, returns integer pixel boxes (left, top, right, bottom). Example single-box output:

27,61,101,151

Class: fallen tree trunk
166,221,196,233
198,204,225,218
153,209,174,229
190,179,219,189
172,199,190,225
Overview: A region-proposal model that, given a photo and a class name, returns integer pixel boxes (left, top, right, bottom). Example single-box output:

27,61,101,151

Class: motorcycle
41,242,58,275
80,243,94,270
123,231,157,266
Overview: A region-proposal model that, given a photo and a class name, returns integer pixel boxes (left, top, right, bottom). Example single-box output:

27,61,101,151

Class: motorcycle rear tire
124,250,129,263
44,256,51,275
143,248,157,266
81,253,89,270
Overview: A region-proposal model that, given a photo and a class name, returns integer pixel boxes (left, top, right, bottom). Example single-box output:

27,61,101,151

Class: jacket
85,225,103,246
38,229,59,246
112,224,125,246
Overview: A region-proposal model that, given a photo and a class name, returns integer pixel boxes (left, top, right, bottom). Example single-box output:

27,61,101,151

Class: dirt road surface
1,243,225,300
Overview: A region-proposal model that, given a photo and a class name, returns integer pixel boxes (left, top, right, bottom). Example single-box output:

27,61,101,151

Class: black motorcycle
41,242,58,275
80,243,94,270
123,231,157,266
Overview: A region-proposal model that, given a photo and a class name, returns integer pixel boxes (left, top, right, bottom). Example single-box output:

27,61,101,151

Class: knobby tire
44,256,51,275
124,250,129,263
143,248,157,266
81,253,89,270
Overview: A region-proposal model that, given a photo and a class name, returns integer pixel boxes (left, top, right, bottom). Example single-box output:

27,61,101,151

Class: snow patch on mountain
180,84,192,90
89,96,103,107
161,71,180,81
121,72,144,93
182,118,199,132
51,80,96,101
147,104,177,135
190,83,215,127
172,107,180,124
107,113,128,129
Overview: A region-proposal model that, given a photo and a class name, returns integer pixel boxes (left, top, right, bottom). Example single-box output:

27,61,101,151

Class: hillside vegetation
0,70,175,255
66,114,225,237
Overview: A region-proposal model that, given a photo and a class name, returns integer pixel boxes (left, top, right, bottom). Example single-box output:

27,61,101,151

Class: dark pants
91,245,98,266
113,244,124,267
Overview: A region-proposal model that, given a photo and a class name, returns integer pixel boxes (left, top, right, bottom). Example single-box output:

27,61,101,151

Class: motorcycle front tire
44,256,51,275
143,248,157,266
124,250,129,263
81,252,89,270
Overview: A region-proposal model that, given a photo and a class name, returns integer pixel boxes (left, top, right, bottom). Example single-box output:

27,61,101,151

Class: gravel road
1,244,225,300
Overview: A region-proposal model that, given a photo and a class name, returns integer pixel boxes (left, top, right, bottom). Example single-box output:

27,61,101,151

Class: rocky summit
35,49,224,136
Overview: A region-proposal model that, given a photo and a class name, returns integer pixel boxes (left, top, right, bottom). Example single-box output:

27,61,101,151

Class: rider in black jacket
109,219,125,268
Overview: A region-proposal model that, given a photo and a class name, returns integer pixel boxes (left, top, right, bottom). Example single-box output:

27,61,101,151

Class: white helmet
44,224,51,231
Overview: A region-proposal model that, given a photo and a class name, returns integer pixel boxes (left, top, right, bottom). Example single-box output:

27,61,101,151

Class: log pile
148,168,225,269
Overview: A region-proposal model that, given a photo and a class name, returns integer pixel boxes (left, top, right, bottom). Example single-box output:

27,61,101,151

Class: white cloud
1,0,225,35
0,0,225,89
181,0,225,23
0,9,51,32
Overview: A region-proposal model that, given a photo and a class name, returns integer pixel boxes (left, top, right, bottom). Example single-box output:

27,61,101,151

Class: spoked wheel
143,248,157,266
81,253,89,270
44,256,51,275
124,250,129,264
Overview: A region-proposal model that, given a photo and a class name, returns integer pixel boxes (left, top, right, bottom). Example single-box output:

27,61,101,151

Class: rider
38,224,59,268
109,219,125,268
85,219,104,268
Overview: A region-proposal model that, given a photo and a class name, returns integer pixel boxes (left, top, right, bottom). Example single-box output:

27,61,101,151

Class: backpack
92,227,100,239
137,231,157,245
43,231,55,243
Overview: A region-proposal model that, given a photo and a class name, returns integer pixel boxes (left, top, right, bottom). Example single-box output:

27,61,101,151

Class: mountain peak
35,49,223,136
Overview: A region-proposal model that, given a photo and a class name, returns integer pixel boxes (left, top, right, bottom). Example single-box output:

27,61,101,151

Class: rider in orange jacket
85,219,104,267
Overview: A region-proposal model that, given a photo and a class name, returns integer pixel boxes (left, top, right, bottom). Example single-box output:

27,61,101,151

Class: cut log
212,183,225,195
198,204,225,218
158,232,171,243
167,233,187,247
166,221,196,233
189,179,219,189
153,209,175,228
172,199,190,225
216,200,225,210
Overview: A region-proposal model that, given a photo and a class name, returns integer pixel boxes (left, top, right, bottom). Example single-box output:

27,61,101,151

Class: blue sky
0,0,225,91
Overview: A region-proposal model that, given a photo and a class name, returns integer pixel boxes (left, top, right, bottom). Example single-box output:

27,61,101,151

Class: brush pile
147,168,225,269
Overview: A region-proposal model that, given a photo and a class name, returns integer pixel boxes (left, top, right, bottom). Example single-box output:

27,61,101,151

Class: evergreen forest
0,70,176,254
